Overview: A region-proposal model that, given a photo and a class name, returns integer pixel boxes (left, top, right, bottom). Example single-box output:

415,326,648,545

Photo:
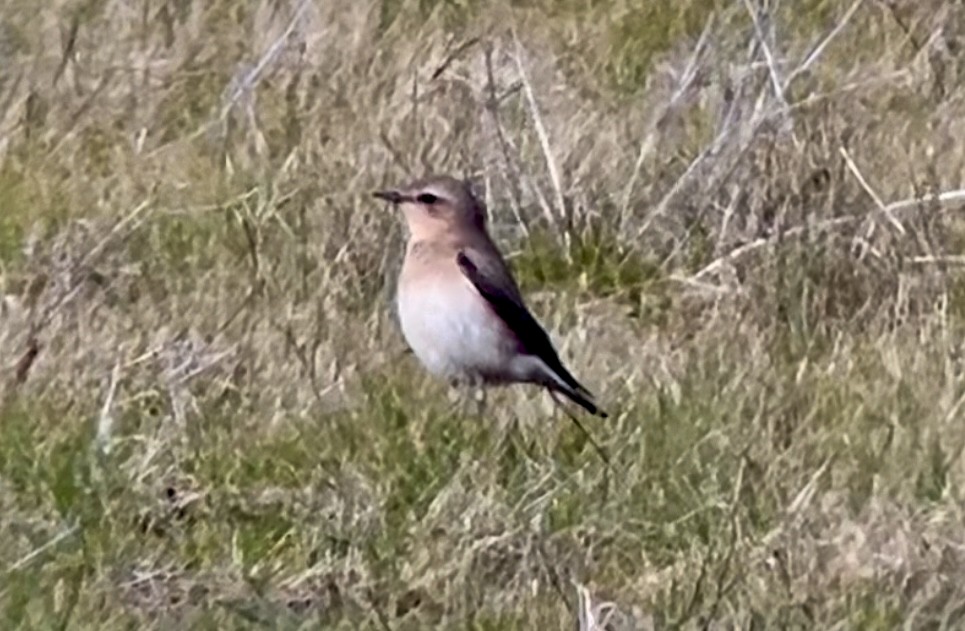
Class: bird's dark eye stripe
416,193,438,204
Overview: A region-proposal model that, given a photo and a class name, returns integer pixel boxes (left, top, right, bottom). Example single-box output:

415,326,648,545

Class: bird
373,175,608,420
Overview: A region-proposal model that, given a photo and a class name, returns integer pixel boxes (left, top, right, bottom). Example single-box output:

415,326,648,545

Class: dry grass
2,0,965,628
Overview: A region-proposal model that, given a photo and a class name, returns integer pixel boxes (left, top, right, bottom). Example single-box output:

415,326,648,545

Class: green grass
601,0,727,95
0,164,71,268
514,223,670,324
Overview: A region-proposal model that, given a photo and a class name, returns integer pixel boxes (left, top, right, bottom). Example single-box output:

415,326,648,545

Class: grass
3,0,965,628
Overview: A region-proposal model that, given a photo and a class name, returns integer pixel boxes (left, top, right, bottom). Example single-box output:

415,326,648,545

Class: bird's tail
532,350,608,418
553,382,608,418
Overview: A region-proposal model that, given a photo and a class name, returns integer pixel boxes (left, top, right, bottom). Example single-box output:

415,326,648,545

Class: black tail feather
553,382,608,418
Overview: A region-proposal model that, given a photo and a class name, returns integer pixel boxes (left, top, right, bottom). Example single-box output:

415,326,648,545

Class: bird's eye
416,193,438,205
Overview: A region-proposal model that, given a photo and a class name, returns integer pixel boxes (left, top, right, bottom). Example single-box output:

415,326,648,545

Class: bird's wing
455,247,590,397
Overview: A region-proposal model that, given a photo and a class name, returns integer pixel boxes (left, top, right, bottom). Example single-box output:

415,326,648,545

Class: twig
766,69,909,120
785,0,865,87
5,523,80,574
839,146,907,235
741,0,789,107
635,68,774,241
669,274,737,294
431,36,480,80
482,45,529,238
786,456,834,517
664,65,904,246
878,188,965,214
910,256,965,265
634,142,715,240
692,187,965,280
575,582,618,631
693,217,849,280
36,197,154,332
221,0,310,118
145,0,311,158
620,16,713,231
876,0,924,53
175,348,235,385
95,360,122,455
513,34,568,245
44,72,113,159
741,0,800,146
52,15,79,87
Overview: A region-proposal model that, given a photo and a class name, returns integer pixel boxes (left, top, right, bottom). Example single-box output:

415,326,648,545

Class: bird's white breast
396,270,515,384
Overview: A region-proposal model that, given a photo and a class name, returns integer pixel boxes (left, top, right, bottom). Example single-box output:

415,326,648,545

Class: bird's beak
373,189,407,204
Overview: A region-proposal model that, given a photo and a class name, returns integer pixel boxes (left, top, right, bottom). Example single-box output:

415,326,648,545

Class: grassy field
2,0,965,628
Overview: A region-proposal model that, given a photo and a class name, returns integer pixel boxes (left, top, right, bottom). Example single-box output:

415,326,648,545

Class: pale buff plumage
374,175,607,417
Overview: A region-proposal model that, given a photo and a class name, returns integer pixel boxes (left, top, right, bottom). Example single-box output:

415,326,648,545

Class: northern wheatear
374,175,608,418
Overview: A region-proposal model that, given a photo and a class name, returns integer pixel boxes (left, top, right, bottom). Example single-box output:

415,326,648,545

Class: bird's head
374,175,487,241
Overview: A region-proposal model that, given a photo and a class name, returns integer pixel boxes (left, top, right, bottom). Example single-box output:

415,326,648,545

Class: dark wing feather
456,249,604,416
